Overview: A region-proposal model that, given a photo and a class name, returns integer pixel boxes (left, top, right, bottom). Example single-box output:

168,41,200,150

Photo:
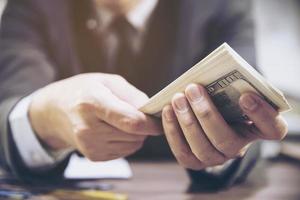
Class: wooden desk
1,159,300,199
106,159,300,200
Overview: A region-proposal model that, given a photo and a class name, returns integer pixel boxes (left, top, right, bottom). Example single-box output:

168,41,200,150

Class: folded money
140,43,291,123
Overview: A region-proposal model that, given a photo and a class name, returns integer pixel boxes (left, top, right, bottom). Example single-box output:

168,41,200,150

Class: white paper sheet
64,154,132,179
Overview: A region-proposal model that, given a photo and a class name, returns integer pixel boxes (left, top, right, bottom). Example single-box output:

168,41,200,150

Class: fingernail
241,95,258,111
173,94,189,112
163,106,175,122
186,84,203,103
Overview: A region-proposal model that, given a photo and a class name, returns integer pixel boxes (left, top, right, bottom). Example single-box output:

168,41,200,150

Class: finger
70,103,149,142
73,121,147,142
94,88,162,136
70,102,100,127
84,141,143,161
185,84,253,158
102,74,150,108
232,121,259,138
93,122,147,142
73,128,146,161
162,105,204,170
239,93,288,140
109,141,144,156
171,93,226,166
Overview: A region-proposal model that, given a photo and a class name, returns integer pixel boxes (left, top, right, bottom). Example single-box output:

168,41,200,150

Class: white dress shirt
8,0,158,170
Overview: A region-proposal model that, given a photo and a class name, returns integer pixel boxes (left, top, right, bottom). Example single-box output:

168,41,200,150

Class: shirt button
31,152,41,163
86,18,98,30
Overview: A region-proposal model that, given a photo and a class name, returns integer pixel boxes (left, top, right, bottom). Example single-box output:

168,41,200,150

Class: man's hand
162,84,288,170
29,73,162,161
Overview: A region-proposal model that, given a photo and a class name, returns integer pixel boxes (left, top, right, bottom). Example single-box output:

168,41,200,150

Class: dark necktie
109,16,136,80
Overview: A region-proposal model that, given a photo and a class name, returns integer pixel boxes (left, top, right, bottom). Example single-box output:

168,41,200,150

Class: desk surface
106,159,300,200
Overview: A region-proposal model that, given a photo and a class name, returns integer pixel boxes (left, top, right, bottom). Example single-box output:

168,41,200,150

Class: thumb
95,88,162,136
103,75,150,108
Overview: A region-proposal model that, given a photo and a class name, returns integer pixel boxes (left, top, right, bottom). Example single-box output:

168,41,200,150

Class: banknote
206,70,276,123
140,43,291,123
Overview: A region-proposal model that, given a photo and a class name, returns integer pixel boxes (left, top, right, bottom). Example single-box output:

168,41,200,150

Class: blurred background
0,0,5,22
253,0,300,160
255,0,300,97
0,0,299,157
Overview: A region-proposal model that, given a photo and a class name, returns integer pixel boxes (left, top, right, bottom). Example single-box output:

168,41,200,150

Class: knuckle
214,140,237,159
174,147,192,161
192,149,211,162
73,125,90,137
181,115,196,128
114,74,126,82
73,128,94,147
194,103,212,119
72,97,97,112
122,117,144,133
74,102,92,112
272,118,288,140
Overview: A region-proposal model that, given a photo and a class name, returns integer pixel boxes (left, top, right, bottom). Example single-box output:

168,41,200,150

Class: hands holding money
162,84,288,170
29,73,161,161
29,73,288,169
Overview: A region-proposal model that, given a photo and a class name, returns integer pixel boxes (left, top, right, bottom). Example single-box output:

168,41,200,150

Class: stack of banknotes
140,43,291,123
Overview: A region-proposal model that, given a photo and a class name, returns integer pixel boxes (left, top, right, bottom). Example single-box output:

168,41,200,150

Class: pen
0,190,31,200
52,189,128,200
81,190,128,200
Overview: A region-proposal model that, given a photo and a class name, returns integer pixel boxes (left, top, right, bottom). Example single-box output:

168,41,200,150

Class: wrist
28,93,72,152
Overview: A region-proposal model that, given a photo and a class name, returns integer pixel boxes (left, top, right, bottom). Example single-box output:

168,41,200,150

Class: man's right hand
29,73,162,161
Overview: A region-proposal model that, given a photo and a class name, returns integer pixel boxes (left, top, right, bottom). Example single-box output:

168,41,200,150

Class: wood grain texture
106,160,300,200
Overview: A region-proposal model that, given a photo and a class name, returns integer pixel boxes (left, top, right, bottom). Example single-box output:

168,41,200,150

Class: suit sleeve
0,0,69,183
187,0,261,190
203,0,257,67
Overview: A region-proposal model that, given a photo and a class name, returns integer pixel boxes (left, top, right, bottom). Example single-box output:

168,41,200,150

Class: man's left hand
162,84,288,170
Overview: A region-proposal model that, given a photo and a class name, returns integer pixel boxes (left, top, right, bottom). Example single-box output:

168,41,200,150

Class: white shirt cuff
8,93,73,170
205,159,235,175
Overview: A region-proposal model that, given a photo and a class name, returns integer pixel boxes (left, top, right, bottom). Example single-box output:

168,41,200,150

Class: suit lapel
129,0,180,96
71,0,109,73
170,0,221,78
69,0,220,94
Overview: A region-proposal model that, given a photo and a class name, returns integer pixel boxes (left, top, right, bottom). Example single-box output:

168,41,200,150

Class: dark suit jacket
0,0,259,190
